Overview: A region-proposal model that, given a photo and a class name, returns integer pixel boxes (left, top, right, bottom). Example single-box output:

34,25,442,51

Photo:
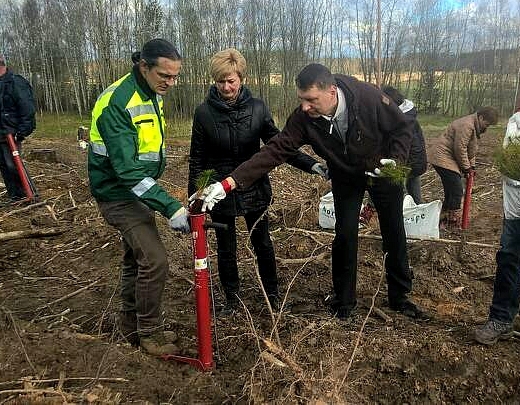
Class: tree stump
26,149,58,163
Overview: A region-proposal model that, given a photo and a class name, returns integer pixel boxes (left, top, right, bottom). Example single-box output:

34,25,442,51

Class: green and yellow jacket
88,65,182,218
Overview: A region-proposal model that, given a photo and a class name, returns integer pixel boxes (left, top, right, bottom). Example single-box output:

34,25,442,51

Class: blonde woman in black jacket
188,49,322,316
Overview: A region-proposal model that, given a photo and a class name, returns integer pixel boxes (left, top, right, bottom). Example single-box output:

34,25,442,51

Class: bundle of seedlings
494,141,520,181
190,169,217,214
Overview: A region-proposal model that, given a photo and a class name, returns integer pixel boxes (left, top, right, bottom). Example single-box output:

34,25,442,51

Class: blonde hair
210,48,246,81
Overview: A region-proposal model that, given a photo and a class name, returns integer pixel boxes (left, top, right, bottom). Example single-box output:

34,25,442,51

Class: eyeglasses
156,71,179,83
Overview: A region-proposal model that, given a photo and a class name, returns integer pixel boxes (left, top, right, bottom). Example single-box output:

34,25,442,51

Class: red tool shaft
461,171,475,230
5,133,34,200
190,213,213,371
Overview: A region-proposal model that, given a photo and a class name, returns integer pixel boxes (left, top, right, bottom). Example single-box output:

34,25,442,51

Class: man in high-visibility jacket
88,38,189,356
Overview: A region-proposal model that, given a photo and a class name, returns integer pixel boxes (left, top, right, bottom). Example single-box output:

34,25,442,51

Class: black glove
15,134,26,142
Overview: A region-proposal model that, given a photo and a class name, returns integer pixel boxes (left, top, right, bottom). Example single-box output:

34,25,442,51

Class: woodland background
0,0,520,123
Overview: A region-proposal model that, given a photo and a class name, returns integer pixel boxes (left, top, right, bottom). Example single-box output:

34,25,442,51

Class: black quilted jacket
189,85,317,216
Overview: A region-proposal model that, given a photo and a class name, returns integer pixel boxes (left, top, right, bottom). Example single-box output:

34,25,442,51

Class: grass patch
32,112,193,142
33,113,89,140
419,113,505,139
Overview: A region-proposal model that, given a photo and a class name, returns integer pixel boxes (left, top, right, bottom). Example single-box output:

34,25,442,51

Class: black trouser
489,218,520,323
98,200,169,336
210,210,278,300
433,165,463,210
331,176,412,309
0,139,31,199
405,175,422,204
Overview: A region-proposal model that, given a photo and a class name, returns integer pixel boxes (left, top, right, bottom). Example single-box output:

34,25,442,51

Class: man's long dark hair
131,38,181,66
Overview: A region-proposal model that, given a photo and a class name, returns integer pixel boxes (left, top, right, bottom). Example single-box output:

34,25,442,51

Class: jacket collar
132,64,155,101
321,86,346,121
207,85,252,111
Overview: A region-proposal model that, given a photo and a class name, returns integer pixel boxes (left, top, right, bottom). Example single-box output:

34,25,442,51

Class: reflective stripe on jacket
88,67,182,218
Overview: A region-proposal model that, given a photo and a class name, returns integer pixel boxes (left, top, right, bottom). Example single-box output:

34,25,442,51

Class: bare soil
1,130,519,404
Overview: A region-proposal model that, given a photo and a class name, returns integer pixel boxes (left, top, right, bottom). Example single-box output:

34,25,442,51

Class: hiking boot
446,209,462,229
474,319,513,345
140,331,179,356
389,299,430,321
219,298,239,318
116,311,139,346
359,204,375,227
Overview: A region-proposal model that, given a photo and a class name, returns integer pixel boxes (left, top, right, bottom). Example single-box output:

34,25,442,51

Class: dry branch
0,377,128,389
0,228,65,242
36,279,101,311
285,227,499,249
0,200,49,220
275,251,328,266
262,338,303,374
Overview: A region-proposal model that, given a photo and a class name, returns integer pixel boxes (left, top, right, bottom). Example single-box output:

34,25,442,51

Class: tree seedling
494,141,520,181
190,169,217,214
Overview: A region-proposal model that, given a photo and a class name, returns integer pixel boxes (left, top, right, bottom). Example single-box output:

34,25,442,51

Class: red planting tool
5,133,35,202
461,170,475,230
162,211,227,371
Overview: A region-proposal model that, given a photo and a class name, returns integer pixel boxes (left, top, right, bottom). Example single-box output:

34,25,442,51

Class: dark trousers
406,176,422,204
98,200,169,336
331,176,412,309
0,139,31,199
433,165,463,210
489,218,520,324
210,210,278,300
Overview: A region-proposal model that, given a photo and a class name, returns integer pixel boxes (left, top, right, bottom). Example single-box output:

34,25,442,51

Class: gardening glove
365,158,396,178
168,207,190,233
463,166,476,179
193,181,230,212
311,163,329,180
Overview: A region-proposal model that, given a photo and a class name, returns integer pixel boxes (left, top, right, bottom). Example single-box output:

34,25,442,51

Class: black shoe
389,300,430,321
329,300,357,320
219,299,238,318
268,295,281,312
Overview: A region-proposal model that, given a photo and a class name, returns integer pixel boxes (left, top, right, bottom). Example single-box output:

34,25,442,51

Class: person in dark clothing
382,86,427,204
188,49,323,315
194,63,429,321
0,53,37,202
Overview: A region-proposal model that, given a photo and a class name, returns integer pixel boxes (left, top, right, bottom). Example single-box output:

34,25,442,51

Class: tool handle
204,222,228,231
5,133,34,200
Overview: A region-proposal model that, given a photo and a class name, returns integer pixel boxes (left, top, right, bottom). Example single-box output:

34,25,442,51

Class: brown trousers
98,200,168,336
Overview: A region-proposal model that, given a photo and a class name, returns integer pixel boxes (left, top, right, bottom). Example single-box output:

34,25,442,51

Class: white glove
311,163,329,180
200,182,227,212
365,158,396,178
168,207,190,233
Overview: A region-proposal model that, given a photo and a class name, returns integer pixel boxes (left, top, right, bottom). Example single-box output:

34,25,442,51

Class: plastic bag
402,195,442,238
318,192,441,239
318,191,335,229
319,191,365,230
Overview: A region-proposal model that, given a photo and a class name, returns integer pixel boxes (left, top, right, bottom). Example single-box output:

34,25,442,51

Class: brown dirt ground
1,129,519,404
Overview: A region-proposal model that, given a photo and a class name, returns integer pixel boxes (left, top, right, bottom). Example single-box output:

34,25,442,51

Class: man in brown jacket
193,63,429,321
428,107,498,228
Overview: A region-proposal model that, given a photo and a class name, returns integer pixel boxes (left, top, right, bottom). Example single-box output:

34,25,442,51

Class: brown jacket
428,113,482,174
230,74,413,189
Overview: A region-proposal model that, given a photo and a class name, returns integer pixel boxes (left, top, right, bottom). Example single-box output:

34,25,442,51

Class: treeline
1,0,519,121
